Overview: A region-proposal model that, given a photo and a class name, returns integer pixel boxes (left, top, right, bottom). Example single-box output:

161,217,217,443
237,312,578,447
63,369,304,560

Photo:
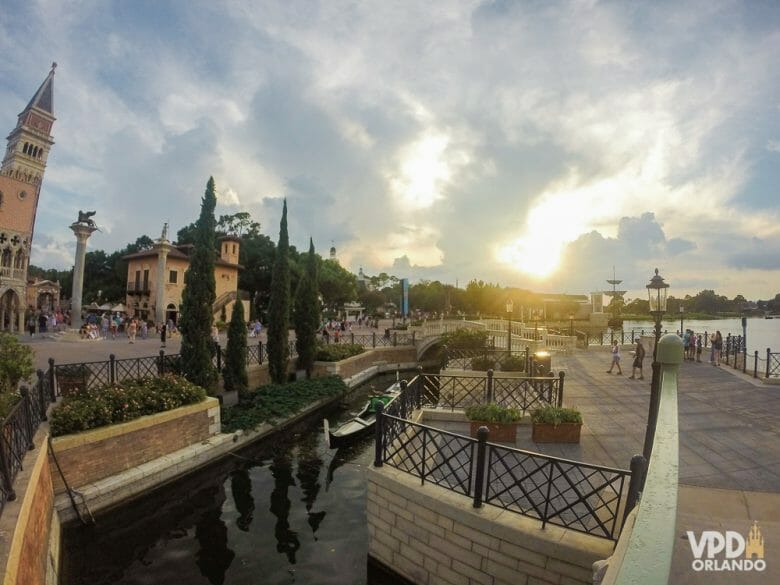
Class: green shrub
0,393,21,419
531,405,582,426
440,328,489,350
465,403,523,423
50,374,207,437
315,343,364,362
499,355,526,372
222,375,347,432
0,333,34,393
470,356,495,371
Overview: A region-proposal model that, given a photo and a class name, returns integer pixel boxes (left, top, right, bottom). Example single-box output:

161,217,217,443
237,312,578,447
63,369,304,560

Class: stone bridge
410,319,576,360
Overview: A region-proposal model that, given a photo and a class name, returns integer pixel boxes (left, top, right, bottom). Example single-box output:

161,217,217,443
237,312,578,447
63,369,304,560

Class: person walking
127,318,137,343
711,330,723,366
160,321,167,348
629,338,645,379
607,340,622,375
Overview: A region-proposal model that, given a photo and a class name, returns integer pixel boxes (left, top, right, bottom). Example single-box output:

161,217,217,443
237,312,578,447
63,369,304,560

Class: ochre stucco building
123,232,247,325
0,65,57,332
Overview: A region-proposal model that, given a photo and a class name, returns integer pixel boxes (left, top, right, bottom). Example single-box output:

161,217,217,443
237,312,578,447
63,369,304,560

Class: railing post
36,369,47,421
0,438,16,501
725,334,731,363
486,369,494,403
158,350,165,375
48,358,56,401
109,353,116,384
704,331,708,348
742,339,747,373
623,454,648,525
372,332,376,348
393,332,397,346
259,341,263,364
754,350,759,378
767,348,771,379
373,402,385,468
19,387,35,450
350,332,354,344
557,371,565,407
472,426,489,508
414,372,422,409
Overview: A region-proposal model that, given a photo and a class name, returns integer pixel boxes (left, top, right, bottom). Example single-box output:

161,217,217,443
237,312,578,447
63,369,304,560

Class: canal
60,372,411,585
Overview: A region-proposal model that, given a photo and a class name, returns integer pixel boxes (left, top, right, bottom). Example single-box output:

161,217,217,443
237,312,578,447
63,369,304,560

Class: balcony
126,282,151,295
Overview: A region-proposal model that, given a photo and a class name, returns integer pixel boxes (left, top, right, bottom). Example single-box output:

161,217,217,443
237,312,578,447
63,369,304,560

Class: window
143,269,149,290
232,244,236,254
169,270,178,284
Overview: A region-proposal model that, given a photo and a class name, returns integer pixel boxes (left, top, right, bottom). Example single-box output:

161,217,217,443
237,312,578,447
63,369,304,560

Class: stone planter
532,422,582,444
469,421,518,443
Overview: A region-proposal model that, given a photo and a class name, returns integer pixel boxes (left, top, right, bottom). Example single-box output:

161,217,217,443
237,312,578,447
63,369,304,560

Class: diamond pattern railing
376,376,631,541
485,446,628,540
114,355,160,382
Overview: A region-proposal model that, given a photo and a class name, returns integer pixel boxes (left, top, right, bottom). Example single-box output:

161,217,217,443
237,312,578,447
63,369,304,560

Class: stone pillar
154,239,172,326
69,223,98,330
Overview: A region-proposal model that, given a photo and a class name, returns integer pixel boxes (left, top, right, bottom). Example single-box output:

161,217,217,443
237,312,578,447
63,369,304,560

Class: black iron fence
0,370,53,515
374,378,631,541
415,371,564,415
321,331,415,348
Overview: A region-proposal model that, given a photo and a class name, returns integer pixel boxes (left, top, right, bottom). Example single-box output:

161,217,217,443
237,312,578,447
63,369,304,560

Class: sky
1,0,779,302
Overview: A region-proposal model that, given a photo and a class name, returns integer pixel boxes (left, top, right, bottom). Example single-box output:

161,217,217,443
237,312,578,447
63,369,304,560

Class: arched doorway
0,289,20,332
165,303,178,325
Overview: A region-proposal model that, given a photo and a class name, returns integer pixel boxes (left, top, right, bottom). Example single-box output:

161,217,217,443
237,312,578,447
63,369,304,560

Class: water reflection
230,468,255,532
296,430,327,537
61,373,407,585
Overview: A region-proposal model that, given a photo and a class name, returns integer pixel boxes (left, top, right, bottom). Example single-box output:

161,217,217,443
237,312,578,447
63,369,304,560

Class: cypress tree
267,199,290,383
179,177,218,393
294,238,321,377
223,298,248,393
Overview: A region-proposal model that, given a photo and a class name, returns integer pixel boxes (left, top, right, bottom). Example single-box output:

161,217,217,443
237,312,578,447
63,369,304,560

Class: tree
294,239,321,377
179,177,218,393
223,300,248,393
267,200,291,384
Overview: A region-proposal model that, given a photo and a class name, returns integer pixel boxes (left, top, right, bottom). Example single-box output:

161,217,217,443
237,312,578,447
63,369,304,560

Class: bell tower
1,62,56,187
0,64,57,332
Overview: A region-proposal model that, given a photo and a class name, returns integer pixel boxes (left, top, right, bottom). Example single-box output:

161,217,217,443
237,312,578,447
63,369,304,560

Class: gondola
324,381,402,448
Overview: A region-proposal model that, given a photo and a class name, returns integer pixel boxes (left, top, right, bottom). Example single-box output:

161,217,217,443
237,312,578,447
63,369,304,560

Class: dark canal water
61,373,410,585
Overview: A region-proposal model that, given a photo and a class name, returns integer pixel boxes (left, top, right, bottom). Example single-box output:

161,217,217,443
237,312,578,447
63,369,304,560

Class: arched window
23,143,29,154
1,248,11,267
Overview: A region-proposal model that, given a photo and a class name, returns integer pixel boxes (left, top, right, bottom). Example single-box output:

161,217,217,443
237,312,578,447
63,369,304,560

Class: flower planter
469,421,518,442
532,422,582,444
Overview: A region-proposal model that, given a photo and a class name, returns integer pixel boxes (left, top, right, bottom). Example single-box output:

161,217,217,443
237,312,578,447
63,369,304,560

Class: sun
499,236,563,278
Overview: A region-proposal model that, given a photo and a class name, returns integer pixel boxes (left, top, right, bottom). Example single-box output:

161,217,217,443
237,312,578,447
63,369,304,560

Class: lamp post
643,268,669,462
506,299,513,354
679,304,684,336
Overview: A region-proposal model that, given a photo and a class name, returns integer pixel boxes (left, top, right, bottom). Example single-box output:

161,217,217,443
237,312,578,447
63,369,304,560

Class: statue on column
76,210,98,228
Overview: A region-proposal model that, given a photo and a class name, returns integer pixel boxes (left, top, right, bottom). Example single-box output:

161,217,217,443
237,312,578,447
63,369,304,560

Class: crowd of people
608,329,726,376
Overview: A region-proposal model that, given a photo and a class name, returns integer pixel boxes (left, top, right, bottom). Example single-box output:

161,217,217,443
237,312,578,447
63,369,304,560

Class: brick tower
0,64,56,332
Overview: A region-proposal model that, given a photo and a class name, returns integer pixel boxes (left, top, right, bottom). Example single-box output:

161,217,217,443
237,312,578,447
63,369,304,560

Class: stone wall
49,397,220,493
246,346,418,388
368,467,611,585
0,428,58,585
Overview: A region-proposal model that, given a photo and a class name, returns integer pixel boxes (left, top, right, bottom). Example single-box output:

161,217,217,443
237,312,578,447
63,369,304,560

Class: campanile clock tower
0,64,57,332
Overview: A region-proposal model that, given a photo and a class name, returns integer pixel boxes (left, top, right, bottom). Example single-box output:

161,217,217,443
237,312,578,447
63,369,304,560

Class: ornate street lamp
643,268,669,462
506,299,514,354
646,268,669,358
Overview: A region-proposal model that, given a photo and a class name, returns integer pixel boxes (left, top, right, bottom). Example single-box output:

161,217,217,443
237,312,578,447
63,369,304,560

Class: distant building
123,231,247,324
26,278,60,313
0,65,57,331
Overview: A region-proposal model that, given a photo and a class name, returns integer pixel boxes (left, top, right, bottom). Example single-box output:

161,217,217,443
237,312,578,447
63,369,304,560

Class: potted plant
465,403,523,442
531,405,583,443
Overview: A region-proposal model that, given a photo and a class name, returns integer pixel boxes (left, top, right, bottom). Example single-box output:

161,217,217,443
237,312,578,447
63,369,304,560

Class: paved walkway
18,335,780,583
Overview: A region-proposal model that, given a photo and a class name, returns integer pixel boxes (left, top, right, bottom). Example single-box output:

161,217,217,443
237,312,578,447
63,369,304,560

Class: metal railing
321,331,415,348
0,370,53,515
374,376,630,541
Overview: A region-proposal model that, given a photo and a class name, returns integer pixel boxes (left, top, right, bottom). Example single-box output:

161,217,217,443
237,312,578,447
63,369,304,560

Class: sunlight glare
390,133,451,209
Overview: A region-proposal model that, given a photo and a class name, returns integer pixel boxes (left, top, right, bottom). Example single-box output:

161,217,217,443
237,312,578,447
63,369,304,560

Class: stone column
154,239,172,326
69,223,98,330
